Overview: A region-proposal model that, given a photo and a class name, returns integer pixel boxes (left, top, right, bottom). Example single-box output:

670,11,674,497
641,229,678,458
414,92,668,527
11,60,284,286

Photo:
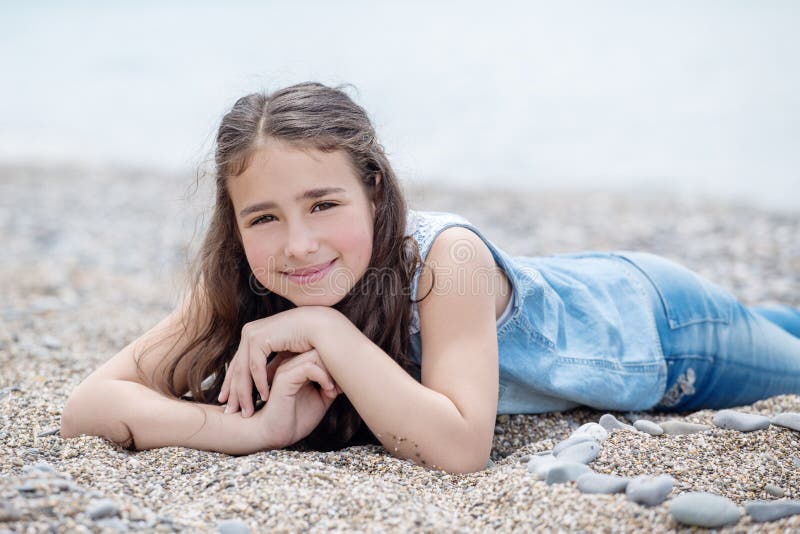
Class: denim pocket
611,251,735,330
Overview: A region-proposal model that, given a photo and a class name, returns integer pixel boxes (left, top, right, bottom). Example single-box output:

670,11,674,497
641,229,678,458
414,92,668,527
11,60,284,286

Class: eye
249,202,337,226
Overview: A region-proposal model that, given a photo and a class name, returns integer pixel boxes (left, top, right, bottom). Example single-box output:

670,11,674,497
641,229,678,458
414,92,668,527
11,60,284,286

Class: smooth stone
86,499,119,520
576,472,629,494
658,420,711,435
771,412,800,431
598,414,637,433
552,434,597,456
712,409,771,432
554,441,600,465
527,454,565,480
545,462,591,485
669,492,741,528
765,484,785,497
573,422,609,443
625,474,674,506
218,519,252,534
744,499,800,522
633,419,664,436
96,517,130,532
22,462,57,474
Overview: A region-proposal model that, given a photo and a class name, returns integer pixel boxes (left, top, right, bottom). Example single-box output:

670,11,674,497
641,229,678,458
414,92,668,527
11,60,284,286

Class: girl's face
228,138,379,307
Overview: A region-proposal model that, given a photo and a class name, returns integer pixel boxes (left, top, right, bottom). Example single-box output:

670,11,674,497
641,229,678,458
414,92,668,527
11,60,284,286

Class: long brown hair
135,81,432,451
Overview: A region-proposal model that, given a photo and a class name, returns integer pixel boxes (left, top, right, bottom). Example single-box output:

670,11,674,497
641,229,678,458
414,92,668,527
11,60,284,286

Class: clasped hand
217,307,342,449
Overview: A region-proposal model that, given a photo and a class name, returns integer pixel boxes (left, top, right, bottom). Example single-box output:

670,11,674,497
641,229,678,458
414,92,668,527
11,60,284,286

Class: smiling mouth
282,258,337,276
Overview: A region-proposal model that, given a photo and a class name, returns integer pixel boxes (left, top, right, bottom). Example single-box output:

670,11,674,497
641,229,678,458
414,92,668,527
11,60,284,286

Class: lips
282,258,336,276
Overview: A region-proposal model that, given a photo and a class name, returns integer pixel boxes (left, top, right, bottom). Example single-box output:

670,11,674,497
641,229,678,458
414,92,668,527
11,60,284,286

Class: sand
1,162,798,532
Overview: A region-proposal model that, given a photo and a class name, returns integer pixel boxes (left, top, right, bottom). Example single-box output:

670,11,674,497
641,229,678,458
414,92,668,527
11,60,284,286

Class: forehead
227,139,363,206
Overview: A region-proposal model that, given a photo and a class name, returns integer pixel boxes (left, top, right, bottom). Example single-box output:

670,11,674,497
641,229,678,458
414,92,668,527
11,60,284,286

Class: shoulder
416,225,495,300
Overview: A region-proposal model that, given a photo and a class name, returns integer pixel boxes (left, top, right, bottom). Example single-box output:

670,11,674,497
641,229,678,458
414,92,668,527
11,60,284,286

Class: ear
370,172,382,214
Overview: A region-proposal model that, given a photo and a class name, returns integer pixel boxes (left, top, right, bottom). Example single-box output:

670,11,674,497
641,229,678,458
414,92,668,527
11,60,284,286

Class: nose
282,219,320,259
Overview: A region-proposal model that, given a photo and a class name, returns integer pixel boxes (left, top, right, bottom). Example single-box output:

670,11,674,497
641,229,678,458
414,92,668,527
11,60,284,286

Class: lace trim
407,209,473,335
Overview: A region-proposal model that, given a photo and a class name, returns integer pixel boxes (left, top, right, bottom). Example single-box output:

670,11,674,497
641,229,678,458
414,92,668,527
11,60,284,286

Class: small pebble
575,472,629,494
552,434,597,456
626,474,674,506
545,462,591,485
86,499,119,520
633,419,664,436
527,454,564,480
572,423,608,442
658,420,711,435
712,409,771,432
771,412,800,432
744,499,800,522
599,414,637,433
22,461,57,474
554,441,600,464
96,517,130,532
669,492,741,528
218,519,252,534
765,484,785,497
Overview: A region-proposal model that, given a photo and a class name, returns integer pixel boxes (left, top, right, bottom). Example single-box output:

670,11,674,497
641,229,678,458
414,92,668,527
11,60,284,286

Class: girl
61,82,800,475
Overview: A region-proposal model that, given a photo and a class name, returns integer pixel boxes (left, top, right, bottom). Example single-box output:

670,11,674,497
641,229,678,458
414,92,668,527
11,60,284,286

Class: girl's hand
218,306,333,417
252,348,343,449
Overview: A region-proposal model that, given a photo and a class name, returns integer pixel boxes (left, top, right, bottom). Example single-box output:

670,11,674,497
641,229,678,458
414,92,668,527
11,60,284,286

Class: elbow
60,393,82,438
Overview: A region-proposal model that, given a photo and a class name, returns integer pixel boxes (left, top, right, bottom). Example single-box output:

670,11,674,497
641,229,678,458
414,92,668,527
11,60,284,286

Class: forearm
312,312,482,474
60,379,267,455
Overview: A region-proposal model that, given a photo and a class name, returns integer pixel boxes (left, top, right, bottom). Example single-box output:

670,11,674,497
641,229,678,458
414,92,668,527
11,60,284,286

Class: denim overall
406,209,800,415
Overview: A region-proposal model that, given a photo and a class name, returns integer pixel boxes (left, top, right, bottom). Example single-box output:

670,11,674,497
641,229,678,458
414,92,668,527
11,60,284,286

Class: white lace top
407,209,514,335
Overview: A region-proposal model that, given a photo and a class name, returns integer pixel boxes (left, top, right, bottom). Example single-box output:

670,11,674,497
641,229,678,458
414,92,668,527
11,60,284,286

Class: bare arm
61,283,274,455
311,310,480,474
60,378,271,455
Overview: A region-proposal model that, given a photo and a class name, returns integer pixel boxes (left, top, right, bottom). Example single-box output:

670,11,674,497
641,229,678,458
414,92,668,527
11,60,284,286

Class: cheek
337,225,373,264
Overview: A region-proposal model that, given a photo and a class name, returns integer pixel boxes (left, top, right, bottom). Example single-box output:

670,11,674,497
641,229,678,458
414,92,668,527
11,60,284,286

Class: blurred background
1,0,798,211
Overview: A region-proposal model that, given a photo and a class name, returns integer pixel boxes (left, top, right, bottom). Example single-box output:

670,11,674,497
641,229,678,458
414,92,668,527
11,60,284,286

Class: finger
235,336,255,417
266,351,294,384
300,360,337,392
249,340,271,405
218,361,232,403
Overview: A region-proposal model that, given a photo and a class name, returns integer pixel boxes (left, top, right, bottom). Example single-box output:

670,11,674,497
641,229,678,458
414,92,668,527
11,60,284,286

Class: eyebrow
238,187,347,218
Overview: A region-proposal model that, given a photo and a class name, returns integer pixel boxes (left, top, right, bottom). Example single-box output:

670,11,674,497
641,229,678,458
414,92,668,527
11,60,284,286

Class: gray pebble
554,441,600,464
218,519,252,534
96,517,130,532
485,458,495,470
0,502,22,522
712,409,771,432
669,491,741,528
765,484,785,497
572,423,608,442
36,427,60,437
633,419,664,436
792,456,800,468
22,461,56,474
658,420,711,435
39,334,61,349
599,414,637,433
527,454,564,480
771,412,800,432
552,434,597,456
87,498,119,520
625,474,674,506
545,462,591,485
575,472,629,494
744,499,800,522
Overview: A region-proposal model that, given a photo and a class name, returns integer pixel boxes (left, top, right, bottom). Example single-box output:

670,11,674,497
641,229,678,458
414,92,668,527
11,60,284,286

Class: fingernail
224,405,229,414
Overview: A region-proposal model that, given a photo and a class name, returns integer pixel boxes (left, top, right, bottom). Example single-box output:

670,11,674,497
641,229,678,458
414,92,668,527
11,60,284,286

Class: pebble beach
1,162,799,532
